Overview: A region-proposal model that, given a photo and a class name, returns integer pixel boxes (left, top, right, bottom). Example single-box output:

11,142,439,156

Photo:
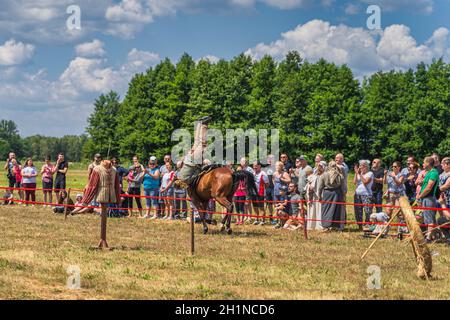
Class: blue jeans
144,188,159,215
421,196,437,225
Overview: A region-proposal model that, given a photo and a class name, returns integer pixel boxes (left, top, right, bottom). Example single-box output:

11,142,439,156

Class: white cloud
356,0,434,14
0,47,161,136
105,0,153,23
75,39,106,58
124,48,160,72
262,0,309,9
344,3,360,14
196,55,221,63
0,0,353,42
246,20,449,76
0,39,35,66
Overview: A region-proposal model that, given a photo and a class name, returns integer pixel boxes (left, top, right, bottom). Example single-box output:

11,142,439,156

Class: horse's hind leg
226,198,234,235
216,197,233,234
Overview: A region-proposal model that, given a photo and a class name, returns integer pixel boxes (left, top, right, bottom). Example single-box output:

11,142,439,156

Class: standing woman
273,161,291,202
307,161,326,230
40,155,55,207
384,161,406,218
160,162,175,220
142,157,160,219
405,161,420,203
127,156,144,217
272,161,291,225
233,165,247,225
21,158,38,206
11,159,24,204
353,160,374,231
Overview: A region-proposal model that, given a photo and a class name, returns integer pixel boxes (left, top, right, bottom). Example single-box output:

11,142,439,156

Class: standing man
335,153,349,231
111,157,128,192
371,158,384,213
54,153,69,199
293,155,312,202
252,161,270,225
280,153,293,172
416,157,440,242
88,153,102,178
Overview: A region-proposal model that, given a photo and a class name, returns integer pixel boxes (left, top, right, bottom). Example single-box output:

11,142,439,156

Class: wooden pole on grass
302,200,308,240
360,209,400,260
98,204,109,249
64,188,71,220
190,207,195,255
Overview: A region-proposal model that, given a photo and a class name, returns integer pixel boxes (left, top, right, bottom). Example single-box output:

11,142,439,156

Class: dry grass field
0,164,449,300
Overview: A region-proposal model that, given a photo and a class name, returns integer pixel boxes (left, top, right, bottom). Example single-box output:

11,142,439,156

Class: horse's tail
232,170,258,197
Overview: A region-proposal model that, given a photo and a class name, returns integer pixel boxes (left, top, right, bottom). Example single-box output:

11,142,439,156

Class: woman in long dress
307,161,326,230
318,161,344,232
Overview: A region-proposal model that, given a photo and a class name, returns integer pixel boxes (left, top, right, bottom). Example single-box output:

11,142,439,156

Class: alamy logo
366,265,381,289
66,5,81,30
366,5,381,30
67,265,81,290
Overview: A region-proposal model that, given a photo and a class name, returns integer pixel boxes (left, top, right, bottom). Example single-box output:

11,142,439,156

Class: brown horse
187,166,258,234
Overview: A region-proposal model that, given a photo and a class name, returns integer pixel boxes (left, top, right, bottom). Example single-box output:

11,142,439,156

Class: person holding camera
353,160,374,231
127,155,144,217
4,152,20,193
383,161,405,218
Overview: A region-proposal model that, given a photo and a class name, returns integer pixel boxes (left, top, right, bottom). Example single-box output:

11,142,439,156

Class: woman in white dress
306,161,326,230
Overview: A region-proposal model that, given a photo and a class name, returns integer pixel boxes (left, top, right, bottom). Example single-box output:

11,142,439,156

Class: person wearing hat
88,153,102,178
142,156,161,219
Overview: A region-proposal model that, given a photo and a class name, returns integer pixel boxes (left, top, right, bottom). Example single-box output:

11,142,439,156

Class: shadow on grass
203,230,270,237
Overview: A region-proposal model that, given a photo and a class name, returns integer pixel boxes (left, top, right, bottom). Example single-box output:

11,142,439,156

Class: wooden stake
64,188,71,221
301,201,308,240
361,209,400,260
98,204,109,249
190,208,195,255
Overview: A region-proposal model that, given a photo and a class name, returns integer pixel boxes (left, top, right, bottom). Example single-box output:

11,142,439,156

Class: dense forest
2,51,449,164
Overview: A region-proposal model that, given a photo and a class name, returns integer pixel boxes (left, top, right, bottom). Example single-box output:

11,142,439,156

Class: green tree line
2,52,449,164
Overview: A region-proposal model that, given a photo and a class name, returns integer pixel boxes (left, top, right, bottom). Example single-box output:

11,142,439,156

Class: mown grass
0,166,449,300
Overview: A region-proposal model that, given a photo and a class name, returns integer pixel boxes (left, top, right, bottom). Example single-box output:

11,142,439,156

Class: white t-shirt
22,166,37,184
161,171,175,188
355,171,374,196
254,171,269,195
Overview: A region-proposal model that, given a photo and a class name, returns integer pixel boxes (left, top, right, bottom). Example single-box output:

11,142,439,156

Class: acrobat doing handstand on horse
177,116,257,235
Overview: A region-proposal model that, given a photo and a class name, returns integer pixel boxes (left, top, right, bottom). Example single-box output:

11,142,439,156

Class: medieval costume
72,160,120,248
81,161,120,205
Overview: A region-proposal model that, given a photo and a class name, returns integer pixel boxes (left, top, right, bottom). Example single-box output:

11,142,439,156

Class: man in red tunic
72,160,120,248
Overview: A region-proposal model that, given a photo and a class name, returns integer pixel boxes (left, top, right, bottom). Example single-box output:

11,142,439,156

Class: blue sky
0,0,449,137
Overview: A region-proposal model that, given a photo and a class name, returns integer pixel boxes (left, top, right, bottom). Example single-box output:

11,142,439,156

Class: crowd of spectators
3,150,450,245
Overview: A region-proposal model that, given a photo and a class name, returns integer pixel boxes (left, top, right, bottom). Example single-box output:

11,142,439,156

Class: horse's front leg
226,203,233,235
198,204,209,234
